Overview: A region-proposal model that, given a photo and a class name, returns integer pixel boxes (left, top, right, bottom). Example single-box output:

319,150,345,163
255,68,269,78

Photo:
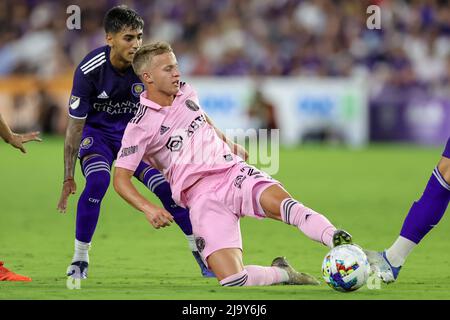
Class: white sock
72,239,91,263
186,234,197,252
385,236,417,267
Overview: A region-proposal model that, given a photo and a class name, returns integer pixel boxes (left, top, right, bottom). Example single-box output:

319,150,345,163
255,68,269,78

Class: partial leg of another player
366,153,450,283
259,184,353,248
67,153,111,279
0,261,32,282
134,162,215,278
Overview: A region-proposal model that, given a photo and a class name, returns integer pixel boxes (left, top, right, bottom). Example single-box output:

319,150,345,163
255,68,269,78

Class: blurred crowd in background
1,0,449,85
0,0,449,141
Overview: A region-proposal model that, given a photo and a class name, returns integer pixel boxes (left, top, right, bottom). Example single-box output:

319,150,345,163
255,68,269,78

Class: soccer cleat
332,229,353,247
67,261,89,279
271,256,320,285
0,261,32,282
192,252,215,278
364,250,401,284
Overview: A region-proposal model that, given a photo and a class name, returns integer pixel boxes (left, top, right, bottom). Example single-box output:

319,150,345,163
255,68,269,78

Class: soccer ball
321,244,370,292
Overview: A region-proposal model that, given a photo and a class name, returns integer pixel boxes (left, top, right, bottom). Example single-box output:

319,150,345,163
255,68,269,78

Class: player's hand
8,131,42,153
57,178,77,214
143,206,174,229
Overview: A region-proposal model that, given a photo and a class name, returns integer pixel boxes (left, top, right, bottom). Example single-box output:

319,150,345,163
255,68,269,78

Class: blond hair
132,41,173,77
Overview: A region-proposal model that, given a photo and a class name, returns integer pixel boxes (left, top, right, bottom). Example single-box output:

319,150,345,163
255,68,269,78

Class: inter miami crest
195,237,206,253
185,99,199,111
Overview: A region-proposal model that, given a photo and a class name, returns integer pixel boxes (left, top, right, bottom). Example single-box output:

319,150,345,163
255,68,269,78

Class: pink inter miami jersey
115,82,241,206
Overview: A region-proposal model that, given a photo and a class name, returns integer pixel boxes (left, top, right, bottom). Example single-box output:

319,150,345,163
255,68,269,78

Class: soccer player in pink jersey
113,42,354,286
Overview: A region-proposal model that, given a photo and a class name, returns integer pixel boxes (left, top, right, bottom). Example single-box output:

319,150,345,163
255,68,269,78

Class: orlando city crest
80,137,94,149
131,83,144,97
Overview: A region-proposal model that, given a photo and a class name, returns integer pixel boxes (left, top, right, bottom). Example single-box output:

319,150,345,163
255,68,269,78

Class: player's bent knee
153,180,173,199
259,185,291,219
86,171,110,189
82,155,111,194
207,248,244,281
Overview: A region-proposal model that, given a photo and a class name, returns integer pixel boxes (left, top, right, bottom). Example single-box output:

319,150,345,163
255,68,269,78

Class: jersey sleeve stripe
81,56,105,72
68,112,87,120
130,106,147,124
83,59,107,74
129,105,142,124
130,104,146,124
80,52,106,71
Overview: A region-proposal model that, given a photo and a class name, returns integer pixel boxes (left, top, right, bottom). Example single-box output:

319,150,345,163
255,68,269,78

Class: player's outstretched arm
0,113,41,153
113,167,174,229
204,113,249,161
57,116,85,213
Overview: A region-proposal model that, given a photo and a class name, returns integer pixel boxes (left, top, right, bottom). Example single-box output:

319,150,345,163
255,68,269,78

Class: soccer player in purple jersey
366,139,450,283
56,6,213,279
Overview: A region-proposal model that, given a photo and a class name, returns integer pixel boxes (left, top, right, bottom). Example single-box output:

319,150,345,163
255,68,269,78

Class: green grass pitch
1,136,449,299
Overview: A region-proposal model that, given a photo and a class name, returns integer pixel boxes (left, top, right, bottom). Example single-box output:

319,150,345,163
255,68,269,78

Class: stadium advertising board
188,77,369,147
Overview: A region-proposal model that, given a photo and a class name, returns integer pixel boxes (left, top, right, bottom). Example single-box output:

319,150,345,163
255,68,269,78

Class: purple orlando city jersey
68,45,144,141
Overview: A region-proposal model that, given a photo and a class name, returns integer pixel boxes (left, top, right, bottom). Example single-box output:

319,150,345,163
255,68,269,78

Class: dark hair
103,5,144,34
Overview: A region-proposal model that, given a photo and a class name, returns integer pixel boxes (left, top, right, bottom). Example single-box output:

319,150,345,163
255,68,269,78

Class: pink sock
219,266,289,287
280,198,336,247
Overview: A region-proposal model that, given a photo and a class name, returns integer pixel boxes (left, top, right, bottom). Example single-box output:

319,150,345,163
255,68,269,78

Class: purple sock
400,166,450,244
135,163,193,235
76,155,111,243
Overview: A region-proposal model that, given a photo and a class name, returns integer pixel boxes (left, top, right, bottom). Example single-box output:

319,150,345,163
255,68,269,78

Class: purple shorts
78,128,121,167
78,128,150,178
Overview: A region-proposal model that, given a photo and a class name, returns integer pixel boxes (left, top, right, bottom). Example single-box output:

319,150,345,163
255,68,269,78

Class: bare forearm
64,117,85,180
220,133,242,156
205,114,233,148
114,169,156,213
0,114,13,143
114,168,174,228
205,114,248,160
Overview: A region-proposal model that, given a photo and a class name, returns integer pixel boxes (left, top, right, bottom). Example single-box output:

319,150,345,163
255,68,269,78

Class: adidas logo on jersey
97,91,109,99
160,125,170,135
